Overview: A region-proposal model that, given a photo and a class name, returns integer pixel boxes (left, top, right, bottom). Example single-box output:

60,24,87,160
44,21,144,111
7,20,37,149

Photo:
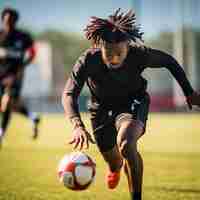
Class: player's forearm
62,52,87,127
62,92,85,128
62,93,79,118
62,75,84,118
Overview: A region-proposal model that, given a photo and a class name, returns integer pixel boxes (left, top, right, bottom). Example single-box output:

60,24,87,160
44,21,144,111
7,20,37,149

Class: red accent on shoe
106,170,121,189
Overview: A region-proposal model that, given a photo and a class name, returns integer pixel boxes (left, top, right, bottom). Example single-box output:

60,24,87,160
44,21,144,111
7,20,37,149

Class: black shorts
0,79,23,100
89,93,150,152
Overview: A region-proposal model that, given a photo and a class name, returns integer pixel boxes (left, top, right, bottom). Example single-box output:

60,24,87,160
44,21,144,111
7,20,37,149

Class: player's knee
117,120,142,141
117,121,142,158
118,138,137,159
118,120,144,138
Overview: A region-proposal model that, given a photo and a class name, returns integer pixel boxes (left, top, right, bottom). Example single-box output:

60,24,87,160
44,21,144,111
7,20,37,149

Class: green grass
0,113,200,200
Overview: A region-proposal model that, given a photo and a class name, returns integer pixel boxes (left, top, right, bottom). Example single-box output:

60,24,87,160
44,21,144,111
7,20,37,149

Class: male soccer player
62,9,200,200
0,7,40,146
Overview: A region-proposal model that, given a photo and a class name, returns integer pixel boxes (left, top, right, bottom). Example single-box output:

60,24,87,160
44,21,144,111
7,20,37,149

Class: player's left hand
0,47,8,58
186,91,200,109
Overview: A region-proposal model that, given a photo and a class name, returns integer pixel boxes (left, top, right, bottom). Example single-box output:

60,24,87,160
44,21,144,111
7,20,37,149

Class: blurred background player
62,9,200,200
0,7,41,147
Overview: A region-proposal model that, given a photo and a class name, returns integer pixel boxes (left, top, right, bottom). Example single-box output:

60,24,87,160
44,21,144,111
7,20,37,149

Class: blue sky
0,0,132,33
0,0,199,39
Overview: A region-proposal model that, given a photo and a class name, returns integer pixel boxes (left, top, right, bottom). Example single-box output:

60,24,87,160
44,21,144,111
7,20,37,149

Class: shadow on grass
146,186,200,194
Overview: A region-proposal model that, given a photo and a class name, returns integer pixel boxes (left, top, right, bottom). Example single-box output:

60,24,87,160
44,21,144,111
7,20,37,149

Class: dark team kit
0,29,33,98
64,46,194,151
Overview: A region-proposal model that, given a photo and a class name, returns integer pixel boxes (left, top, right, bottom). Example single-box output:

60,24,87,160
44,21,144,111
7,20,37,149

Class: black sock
1,107,11,133
131,192,142,200
17,105,29,118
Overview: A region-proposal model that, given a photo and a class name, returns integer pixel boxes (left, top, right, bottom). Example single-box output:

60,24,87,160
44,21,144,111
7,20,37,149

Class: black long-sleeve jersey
63,46,194,118
0,29,33,79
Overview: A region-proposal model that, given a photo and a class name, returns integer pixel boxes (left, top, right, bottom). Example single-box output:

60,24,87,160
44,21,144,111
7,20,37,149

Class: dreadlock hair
1,7,19,23
84,8,144,47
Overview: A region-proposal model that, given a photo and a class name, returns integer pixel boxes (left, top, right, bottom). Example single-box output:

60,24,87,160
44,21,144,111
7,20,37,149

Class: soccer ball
58,151,96,190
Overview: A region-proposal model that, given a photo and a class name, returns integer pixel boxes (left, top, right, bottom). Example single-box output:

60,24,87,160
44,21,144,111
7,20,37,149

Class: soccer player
0,7,40,146
62,9,200,200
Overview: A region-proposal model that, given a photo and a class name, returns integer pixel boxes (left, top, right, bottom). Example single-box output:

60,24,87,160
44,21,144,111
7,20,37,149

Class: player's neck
102,51,130,69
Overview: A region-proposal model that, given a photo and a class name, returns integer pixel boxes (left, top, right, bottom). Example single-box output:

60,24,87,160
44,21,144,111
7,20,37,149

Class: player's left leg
115,93,150,200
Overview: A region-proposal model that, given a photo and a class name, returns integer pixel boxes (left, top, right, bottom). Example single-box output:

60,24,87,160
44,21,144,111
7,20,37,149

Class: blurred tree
37,30,90,74
146,31,173,54
36,30,90,98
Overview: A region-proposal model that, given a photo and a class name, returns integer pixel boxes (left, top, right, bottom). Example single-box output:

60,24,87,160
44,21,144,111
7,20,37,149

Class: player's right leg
13,99,41,139
101,145,123,189
11,79,41,139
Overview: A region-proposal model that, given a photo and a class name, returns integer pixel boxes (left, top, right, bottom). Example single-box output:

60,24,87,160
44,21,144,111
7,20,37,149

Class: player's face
101,41,129,68
2,13,16,31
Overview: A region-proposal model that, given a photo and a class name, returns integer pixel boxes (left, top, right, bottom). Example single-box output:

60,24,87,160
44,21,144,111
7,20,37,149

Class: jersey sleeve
62,51,89,119
142,48,194,97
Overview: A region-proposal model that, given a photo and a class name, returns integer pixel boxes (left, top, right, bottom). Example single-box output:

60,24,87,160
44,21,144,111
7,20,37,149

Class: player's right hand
186,91,200,109
68,127,95,150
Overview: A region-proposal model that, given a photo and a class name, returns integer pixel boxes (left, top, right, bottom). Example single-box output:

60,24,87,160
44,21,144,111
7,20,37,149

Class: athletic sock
28,112,38,121
0,128,4,137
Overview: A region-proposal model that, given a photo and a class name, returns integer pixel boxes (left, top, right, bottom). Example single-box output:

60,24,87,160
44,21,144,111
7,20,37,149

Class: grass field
0,113,200,200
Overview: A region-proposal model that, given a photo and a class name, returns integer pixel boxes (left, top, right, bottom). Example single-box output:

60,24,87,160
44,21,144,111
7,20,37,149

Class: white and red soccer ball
58,152,96,190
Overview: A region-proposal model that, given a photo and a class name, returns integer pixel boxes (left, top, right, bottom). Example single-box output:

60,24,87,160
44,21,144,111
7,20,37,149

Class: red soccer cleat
106,170,121,189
